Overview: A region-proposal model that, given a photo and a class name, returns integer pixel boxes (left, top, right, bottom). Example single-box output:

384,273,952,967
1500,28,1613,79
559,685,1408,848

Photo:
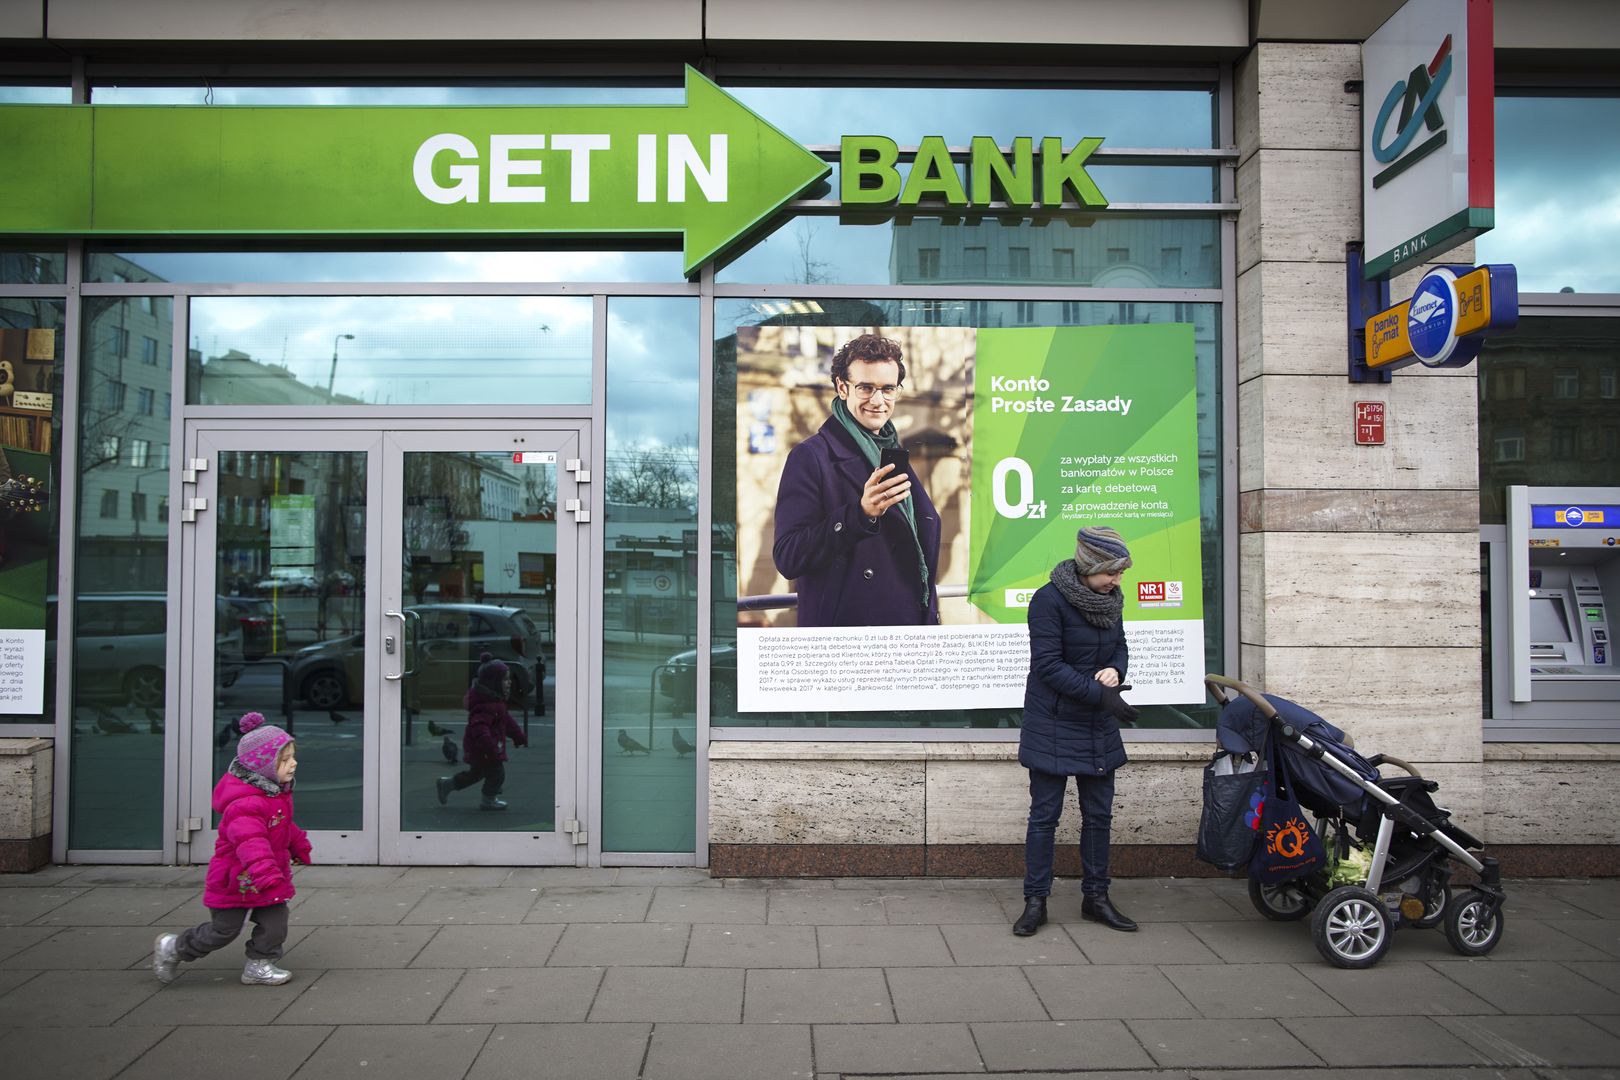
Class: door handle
383,610,406,680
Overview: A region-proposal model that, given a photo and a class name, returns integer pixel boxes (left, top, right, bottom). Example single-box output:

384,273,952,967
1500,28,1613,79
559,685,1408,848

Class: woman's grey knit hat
1073,526,1133,575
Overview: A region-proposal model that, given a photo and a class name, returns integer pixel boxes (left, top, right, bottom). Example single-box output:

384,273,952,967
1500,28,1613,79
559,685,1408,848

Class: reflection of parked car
657,642,738,718
50,593,244,709
256,572,318,595
285,602,546,710
220,596,287,661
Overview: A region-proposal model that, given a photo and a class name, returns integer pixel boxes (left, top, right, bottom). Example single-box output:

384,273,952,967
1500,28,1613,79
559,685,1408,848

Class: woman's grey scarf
1050,558,1124,628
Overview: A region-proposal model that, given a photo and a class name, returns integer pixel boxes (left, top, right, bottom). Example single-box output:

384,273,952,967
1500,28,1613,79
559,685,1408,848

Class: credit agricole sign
0,67,1108,274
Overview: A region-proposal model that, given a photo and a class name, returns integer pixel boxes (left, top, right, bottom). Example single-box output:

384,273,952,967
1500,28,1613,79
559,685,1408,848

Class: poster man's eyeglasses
843,381,902,401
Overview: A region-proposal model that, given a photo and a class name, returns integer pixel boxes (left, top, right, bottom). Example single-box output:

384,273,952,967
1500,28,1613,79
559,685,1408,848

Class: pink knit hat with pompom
236,712,292,780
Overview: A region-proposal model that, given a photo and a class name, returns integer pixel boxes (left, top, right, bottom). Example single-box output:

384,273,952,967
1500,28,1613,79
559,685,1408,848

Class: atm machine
1488,485,1620,736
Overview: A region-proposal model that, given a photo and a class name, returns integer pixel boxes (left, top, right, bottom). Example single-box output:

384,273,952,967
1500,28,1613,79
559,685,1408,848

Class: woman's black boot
1012,897,1048,936
1081,893,1138,932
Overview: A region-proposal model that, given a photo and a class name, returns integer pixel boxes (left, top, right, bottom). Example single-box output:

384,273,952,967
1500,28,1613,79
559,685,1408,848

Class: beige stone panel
1237,376,1263,493
1237,149,1360,272
1241,489,1480,534
1483,759,1620,844
1239,532,1265,645
1249,44,1362,154
1237,261,1348,383
1239,642,1266,688
1251,375,1478,492
709,758,923,845
1230,647,1482,763
1244,532,1480,649
1236,47,1259,167
1112,759,1206,845
0,739,52,840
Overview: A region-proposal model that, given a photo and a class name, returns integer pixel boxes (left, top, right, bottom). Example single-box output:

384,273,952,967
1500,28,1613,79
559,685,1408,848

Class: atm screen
1530,593,1574,644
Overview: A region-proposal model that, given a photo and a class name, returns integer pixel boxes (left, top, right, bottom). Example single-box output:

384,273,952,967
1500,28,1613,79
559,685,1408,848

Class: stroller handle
1203,674,1277,718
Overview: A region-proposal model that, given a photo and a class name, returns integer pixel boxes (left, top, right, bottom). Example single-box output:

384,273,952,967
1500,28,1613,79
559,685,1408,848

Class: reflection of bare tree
405,454,479,603
606,436,697,511
793,220,833,285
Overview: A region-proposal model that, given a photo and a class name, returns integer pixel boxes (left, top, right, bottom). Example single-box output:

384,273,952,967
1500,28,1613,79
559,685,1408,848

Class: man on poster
772,333,942,627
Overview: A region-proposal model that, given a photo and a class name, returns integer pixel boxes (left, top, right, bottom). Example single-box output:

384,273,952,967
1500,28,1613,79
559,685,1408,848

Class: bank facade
0,0,1616,874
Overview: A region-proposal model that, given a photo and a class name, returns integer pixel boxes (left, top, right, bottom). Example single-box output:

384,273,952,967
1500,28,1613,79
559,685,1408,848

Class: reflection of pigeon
617,729,650,755
672,729,694,757
427,719,451,737
328,710,350,724
145,707,164,735
441,734,459,764
94,707,135,735
215,716,242,748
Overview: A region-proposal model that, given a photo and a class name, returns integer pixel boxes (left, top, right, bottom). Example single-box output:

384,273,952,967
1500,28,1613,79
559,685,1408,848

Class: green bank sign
0,66,1108,273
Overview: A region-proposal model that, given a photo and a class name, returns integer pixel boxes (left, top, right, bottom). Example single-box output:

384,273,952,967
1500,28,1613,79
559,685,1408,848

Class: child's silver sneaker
241,958,292,985
152,932,180,983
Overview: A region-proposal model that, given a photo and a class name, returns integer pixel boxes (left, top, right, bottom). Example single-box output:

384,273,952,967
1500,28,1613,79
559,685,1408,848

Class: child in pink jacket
152,712,312,986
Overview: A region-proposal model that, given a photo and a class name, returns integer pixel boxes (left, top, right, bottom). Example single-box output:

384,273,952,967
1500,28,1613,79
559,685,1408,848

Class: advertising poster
734,324,1203,714
0,328,55,714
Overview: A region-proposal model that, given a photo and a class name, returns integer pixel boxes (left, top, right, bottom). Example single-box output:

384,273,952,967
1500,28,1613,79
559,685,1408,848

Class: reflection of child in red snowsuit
436,653,527,811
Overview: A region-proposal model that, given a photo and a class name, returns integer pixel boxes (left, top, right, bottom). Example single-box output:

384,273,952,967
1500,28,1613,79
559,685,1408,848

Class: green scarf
832,398,930,609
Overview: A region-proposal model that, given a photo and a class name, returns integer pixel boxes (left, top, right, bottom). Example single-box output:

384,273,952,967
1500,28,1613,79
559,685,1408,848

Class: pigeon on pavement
672,729,694,757
617,729,651,755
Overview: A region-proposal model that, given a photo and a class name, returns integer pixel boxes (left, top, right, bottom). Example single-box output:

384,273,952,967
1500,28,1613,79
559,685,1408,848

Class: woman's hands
860,464,911,520
1095,667,1121,688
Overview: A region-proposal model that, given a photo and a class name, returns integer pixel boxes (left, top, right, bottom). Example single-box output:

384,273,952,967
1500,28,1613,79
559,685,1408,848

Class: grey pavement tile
1569,961,1620,993
1280,1015,1493,1067
742,968,893,1024
970,1018,1156,1072
501,867,619,888
282,866,406,888
62,866,200,887
940,922,1087,966
1100,881,1250,922
272,967,464,1025
434,966,604,1023
115,1025,333,1080
0,968,37,995
1545,918,1620,958
1434,958,1620,1013
1067,921,1223,965
286,1023,489,1080
1126,1017,1322,1068
645,1024,810,1080
613,867,721,887
882,889,1007,925
525,886,653,923
0,887,87,925
721,876,832,890
815,1022,984,1074
1585,1012,1620,1038
835,876,943,890
409,923,564,968
1206,1071,1545,1080
766,888,887,925
29,887,199,927
1436,1014,1620,1068
393,866,514,887
647,886,768,924
0,864,86,887
1543,881,1620,919
838,1075,1191,1080
590,967,743,1023
817,924,954,967
117,966,320,1025
1298,959,1499,1016
3,925,169,969
1024,964,1199,1020
1501,884,1606,920
1183,918,1332,964
0,924,58,961
400,886,540,924
0,969,161,1026
285,886,430,926
1161,962,1349,1019
683,924,819,968
281,923,438,969
939,877,1013,890
468,1023,651,1080
0,1024,171,1080
887,966,1048,1023
549,922,690,966
1484,915,1606,962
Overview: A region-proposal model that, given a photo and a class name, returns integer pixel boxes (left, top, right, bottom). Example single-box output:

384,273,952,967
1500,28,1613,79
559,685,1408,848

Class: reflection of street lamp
325,333,355,399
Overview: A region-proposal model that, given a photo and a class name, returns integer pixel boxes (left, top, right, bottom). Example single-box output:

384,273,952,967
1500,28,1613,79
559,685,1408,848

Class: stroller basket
1202,674,1505,969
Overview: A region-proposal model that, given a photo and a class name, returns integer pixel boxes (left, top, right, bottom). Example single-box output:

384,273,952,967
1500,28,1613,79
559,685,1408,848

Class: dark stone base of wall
710,843,1620,879
0,835,51,873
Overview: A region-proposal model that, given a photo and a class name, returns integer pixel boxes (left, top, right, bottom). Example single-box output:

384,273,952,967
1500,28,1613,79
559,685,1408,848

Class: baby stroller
1202,675,1505,968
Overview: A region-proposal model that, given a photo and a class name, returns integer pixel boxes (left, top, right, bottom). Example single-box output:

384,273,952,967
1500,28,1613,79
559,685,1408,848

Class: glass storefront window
718,215,1221,288
0,298,64,728
88,248,683,285
603,296,699,852
187,295,593,406
71,296,173,848
1,249,66,285
1477,93,1620,295
0,85,70,104
714,297,1223,730
1478,315,1620,524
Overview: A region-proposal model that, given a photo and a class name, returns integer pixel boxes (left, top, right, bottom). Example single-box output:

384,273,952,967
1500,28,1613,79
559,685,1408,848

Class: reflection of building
196,351,364,406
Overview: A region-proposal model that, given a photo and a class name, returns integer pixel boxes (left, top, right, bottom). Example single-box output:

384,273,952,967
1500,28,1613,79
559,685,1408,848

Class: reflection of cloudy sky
605,297,700,450
191,295,595,405
1476,96,1620,294
115,248,683,285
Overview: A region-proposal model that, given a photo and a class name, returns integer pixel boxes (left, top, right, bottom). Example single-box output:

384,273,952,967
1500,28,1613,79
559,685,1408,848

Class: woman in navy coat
1014,526,1142,935
772,334,941,627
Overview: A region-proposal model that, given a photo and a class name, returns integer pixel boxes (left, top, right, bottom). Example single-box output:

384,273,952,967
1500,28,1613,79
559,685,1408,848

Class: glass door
181,424,587,866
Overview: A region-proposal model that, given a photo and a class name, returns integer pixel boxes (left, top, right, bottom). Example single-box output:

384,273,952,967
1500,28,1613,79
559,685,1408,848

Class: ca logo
1371,34,1452,189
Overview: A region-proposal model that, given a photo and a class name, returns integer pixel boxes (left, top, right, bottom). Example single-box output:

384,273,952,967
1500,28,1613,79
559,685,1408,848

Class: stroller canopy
1217,692,1380,815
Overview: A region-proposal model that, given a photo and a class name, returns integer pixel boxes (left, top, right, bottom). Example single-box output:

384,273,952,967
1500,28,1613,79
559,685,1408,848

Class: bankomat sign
1362,0,1496,280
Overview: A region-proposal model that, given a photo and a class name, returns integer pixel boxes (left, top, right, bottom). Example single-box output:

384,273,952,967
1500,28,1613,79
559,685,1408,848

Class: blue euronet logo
1371,34,1452,189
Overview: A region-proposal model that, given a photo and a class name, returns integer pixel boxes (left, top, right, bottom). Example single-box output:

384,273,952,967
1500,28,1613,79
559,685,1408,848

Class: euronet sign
0,67,1110,275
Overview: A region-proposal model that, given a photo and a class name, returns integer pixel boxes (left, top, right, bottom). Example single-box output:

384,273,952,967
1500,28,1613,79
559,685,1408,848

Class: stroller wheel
1311,886,1392,969
1412,882,1451,929
1249,878,1314,922
1444,890,1505,956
